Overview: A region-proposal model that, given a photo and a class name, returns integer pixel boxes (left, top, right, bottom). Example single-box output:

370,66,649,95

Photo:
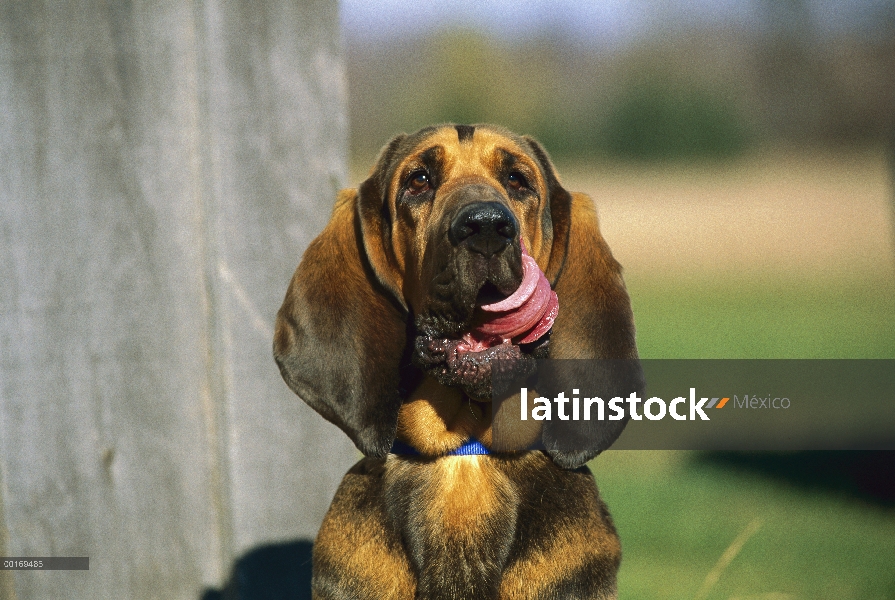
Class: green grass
588,273,895,599
593,451,895,600
627,274,895,359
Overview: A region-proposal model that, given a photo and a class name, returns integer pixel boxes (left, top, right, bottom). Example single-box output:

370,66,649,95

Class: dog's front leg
313,458,416,599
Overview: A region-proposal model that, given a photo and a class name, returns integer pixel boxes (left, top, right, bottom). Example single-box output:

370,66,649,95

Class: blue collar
390,438,490,456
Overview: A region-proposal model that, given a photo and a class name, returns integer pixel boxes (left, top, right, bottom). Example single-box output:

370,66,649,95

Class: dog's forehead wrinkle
396,146,442,180
408,127,495,177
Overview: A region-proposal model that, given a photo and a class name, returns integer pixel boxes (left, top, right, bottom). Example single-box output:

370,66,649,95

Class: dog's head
274,124,640,465
358,125,557,334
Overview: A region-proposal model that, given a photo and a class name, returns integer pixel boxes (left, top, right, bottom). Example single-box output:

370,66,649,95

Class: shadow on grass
200,540,313,600
697,451,895,508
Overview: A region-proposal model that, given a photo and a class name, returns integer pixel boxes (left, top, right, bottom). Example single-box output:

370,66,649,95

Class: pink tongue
480,253,540,312
460,241,558,352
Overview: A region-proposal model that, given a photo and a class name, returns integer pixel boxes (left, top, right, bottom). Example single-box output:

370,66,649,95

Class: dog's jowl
274,124,641,599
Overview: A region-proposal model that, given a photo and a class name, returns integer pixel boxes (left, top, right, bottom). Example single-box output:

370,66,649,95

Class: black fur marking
496,147,516,175
456,124,475,143
419,146,443,184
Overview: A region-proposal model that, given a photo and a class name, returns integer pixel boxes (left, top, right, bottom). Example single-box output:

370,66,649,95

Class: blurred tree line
346,4,894,163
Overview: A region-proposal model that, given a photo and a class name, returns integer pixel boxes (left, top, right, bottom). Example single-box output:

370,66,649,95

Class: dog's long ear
525,136,644,468
274,136,409,457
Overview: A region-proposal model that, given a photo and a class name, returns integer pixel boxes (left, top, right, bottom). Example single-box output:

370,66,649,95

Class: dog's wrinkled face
360,124,557,395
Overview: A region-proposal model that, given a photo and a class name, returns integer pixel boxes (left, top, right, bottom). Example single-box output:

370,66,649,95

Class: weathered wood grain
0,1,354,598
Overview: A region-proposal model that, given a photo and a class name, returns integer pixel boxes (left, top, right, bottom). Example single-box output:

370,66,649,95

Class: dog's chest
383,455,519,597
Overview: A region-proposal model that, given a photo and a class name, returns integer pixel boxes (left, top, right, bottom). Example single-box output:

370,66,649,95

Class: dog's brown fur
274,124,640,599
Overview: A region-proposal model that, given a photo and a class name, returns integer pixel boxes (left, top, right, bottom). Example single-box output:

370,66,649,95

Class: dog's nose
449,202,518,256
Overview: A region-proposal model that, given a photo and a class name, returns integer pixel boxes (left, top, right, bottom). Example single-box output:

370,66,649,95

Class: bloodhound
274,124,641,599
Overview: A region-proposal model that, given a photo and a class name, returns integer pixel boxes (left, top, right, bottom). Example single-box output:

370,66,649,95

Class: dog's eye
407,170,430,194
507,171,528,191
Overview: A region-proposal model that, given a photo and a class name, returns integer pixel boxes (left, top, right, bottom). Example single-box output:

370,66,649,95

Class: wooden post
0,1,354,597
